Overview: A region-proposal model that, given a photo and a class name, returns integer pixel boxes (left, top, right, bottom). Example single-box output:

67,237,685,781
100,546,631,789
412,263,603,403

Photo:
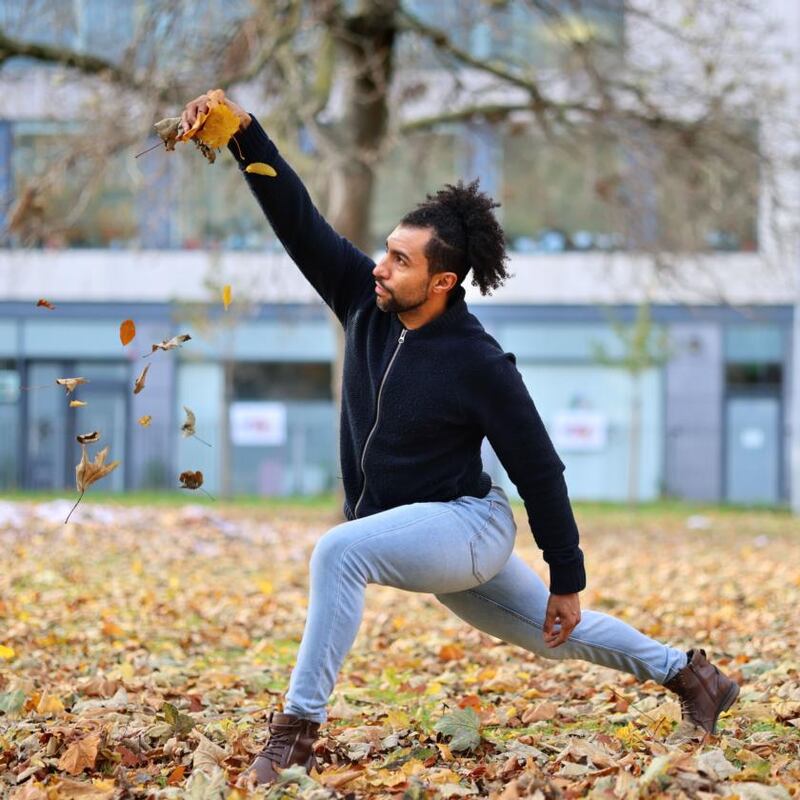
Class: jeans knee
309,523,354,574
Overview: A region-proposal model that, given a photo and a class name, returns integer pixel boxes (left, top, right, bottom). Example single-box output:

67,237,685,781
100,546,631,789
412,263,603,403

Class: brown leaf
144,334,191,358
181,406,197,438
56,377,89,396
166,764,186,785
438,644,465,661
37,298,56,310
119,319,136,346
179,470,204,490
77,431,100,445
521,701,558,724
133,364,150,394
66,444,121,523
57,733,100,775
153,117,182,151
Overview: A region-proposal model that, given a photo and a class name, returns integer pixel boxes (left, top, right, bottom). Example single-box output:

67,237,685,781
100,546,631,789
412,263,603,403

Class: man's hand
180,89,251,135
543,592,581,648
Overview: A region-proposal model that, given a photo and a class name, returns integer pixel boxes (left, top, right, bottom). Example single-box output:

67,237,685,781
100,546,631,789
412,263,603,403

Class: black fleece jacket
229,116,586,595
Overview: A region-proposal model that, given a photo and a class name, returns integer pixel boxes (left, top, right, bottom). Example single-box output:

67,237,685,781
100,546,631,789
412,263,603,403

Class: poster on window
552,410,608,451
230,402,287,446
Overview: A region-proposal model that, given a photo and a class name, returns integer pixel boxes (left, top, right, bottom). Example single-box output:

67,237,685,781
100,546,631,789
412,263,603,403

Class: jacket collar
393,285,468,337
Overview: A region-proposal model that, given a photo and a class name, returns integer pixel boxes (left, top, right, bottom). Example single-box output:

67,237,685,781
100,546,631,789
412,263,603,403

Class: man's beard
376,286,428,314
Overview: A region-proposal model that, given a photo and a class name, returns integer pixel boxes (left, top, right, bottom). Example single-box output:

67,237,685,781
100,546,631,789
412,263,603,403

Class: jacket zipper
353,327,407,518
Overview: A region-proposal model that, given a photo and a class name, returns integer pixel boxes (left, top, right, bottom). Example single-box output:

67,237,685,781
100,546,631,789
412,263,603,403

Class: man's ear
432,271,459,294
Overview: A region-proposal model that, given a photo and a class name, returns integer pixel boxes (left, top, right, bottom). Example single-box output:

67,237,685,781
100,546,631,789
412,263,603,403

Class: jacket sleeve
228,116,375,325
464,351,586,594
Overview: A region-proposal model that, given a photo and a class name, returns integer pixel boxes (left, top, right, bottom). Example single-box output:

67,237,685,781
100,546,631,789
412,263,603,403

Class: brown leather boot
236,711,321,788
664,649,740,734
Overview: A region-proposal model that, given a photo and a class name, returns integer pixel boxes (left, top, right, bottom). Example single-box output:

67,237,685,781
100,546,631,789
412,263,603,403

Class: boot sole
711,682,740,734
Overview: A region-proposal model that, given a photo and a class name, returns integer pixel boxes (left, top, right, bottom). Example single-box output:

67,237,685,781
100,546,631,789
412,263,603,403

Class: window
233,363,333,402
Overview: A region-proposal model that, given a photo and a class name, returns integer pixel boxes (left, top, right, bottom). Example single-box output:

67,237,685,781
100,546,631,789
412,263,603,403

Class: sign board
552,410,608,452
230,402,287,446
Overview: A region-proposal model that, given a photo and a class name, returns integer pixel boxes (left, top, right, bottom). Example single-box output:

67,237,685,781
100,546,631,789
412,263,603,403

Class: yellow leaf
119,319,136,346
102,620,125,638
0,644,15,659
36,690,65,715
179,90,241,149
58,733,100,775
222,284,232,310
138,415,152,427
69,400,87,408
244,162,278,177
257,579,273,595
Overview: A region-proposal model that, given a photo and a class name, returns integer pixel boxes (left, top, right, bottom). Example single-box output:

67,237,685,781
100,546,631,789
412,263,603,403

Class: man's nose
372,259,388,280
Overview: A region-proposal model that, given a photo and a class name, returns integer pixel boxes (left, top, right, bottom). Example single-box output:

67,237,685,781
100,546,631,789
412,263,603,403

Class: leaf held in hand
179,470,204,490
222,284,232,310
70,400,87,408
433,707,483,752
120,319,136,346
244,162,277,177
144,334,191,357
154,117,182,151
56,377,89,396
77,431,100,445
37,298,56,310
133,364,150,394
178,89,240,149
138,415,152,427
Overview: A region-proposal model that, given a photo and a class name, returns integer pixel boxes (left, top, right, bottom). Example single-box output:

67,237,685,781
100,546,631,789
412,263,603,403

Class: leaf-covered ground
1,499,798,799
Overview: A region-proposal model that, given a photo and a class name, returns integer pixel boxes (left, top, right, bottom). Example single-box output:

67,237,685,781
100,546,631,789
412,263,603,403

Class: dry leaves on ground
0,503,798,798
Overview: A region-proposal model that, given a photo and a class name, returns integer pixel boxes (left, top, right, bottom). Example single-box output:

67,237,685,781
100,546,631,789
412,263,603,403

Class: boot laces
258,725,300,763
672,672,699,721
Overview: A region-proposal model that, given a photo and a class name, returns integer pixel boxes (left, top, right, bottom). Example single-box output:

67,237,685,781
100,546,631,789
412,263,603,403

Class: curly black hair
400,178,511,296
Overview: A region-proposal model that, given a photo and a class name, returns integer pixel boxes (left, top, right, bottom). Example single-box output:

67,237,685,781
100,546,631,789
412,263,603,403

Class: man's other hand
180,89,251,135
543,592,581,648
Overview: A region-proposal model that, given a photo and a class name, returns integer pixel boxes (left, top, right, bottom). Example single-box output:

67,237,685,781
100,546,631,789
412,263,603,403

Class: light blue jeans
283,485,687,723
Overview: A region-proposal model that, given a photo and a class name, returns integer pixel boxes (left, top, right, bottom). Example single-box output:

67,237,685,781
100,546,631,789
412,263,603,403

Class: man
180,92,740,789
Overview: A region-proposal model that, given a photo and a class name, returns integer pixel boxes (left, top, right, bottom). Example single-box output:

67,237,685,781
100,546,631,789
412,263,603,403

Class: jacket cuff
227,115,278,166
548,555,586,595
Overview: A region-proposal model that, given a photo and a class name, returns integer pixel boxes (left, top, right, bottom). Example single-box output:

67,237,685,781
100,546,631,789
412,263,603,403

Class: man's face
372,225,440,314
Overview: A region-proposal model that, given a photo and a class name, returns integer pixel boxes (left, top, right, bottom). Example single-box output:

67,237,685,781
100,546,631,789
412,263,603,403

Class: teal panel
176,362,223,494
0,320,16,356
23,320,124,357
494,363,664,502
724,324,783,363
177,320,335,362
499,323,629,361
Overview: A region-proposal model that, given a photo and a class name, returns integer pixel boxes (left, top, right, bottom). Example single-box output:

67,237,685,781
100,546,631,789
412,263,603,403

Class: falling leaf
138,415,152,427
65,444,120,524
58,733,101,775
70,400,87,408
222,284,232,310
144,334,191,358
119,319,136,346
56,377,89,396
181,406,212,447
433,708,482,752
179,470,204,490
133,364,150,394
77,431,100,445
36,299,56,310
244,162,278,177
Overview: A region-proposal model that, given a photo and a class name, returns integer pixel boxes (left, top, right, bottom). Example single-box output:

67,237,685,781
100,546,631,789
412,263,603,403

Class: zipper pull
399,329,407,343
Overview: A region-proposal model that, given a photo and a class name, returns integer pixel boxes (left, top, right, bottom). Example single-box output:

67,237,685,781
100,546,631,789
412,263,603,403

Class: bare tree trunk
323,2,397,511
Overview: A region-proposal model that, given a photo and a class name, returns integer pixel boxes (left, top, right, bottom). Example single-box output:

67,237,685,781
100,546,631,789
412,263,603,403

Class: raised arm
463,351,587,597
181,92,376,325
